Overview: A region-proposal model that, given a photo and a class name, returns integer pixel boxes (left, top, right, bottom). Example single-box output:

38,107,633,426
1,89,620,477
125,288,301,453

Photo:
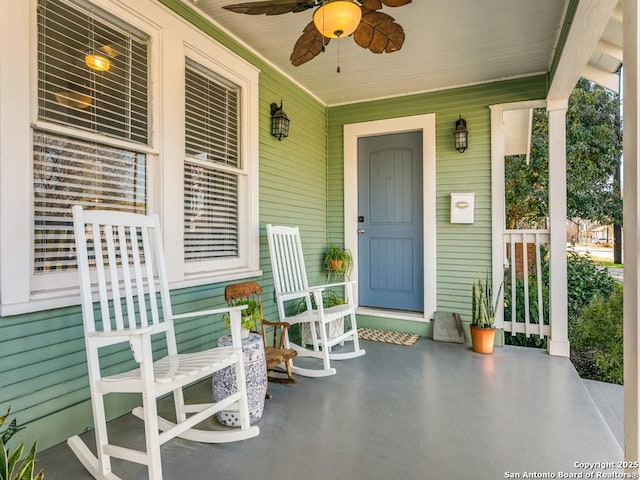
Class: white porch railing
503,229,551,339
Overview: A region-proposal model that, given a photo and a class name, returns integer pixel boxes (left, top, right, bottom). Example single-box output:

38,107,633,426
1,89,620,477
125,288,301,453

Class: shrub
504,261,549,348
572,282,623,384
566,248,615,323
504,247,615,353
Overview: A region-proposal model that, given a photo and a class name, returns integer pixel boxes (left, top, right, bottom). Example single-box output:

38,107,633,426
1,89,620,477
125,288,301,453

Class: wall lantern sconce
453,115,468,153
270,101,290,141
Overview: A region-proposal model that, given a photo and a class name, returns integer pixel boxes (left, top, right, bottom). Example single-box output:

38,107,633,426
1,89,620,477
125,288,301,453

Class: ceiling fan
222,0,412,67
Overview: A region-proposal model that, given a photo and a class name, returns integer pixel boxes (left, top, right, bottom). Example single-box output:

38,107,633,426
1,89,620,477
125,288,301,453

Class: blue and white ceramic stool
212,333,267,426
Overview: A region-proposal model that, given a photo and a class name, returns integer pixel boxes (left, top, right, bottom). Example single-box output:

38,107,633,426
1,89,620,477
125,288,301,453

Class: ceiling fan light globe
85,52,111,72
313,1,362,39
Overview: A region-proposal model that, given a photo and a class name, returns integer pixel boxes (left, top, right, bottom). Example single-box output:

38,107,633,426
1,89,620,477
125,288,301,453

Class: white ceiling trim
583,64,620,93
548,0,619,100
328,71,548,108
598,39,623,62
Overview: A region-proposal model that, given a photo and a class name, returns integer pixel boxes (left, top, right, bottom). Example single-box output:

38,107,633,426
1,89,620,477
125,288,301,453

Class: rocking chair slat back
74,206,169,336
267,224,309,296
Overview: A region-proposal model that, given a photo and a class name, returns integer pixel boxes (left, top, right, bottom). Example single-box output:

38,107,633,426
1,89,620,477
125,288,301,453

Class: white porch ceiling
184,0,622,106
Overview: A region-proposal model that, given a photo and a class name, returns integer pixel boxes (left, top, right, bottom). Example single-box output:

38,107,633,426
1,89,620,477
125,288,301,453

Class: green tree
566,78,622,225
505,78,622,228
504,108,548,229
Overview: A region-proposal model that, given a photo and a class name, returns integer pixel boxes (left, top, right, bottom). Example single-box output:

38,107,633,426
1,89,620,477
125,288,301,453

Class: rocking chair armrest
87,325,160,339
172,305,247,321
87,326,166,361
278,289,324,302
310,280,357,290
262,319,291,330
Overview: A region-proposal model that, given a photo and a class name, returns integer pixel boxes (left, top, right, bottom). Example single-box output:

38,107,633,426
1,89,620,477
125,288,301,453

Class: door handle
357,228,365,234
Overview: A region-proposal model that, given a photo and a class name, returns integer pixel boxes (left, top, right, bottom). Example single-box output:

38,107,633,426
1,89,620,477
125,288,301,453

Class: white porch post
624,0,640,463
547,100,570,357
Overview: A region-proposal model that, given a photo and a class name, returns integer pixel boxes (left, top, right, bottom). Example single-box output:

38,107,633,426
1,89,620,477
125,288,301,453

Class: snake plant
0,408,44,480
471,272,503,329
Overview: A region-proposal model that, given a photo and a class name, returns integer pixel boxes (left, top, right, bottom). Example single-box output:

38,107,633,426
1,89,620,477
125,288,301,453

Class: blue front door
357,131,424,311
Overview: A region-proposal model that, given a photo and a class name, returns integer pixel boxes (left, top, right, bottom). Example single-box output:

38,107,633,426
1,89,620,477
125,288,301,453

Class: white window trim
0,0,260,316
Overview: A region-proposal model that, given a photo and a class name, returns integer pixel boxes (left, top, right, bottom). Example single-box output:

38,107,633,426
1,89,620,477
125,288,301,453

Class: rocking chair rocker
67,206,259,480
266,224,365,377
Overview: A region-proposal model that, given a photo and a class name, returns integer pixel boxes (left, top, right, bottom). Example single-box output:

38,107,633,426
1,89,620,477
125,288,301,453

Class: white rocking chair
266,224,365,377
67,206,259,480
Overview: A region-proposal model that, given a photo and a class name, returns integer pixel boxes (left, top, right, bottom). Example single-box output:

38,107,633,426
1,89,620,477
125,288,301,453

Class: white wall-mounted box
450,192,475,224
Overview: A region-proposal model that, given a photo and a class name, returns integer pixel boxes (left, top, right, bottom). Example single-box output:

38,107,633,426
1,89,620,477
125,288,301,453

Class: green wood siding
1,1,548,452
1,0,328,451
327,76,547,327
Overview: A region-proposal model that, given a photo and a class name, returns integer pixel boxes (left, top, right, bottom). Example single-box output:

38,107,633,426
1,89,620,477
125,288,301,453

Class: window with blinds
37,0,148,144
33,0,149,274
33,131,146,272
184,59,241,262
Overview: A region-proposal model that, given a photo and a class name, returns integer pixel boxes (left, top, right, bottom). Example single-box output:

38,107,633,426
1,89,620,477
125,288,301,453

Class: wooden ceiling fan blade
222,0,315,16
360,0,383,10
361,0,411,11
353,11,405,54
290,21,330,67
381,0,412,7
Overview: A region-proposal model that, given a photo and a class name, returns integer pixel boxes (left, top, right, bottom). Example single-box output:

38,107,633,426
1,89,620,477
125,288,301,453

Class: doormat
357,328,420,346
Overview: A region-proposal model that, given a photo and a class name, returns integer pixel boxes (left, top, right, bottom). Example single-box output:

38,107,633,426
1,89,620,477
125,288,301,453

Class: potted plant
470,272,502,354
224,298,259,339
294,290,347,346
0,406,44,480
323,245,353,277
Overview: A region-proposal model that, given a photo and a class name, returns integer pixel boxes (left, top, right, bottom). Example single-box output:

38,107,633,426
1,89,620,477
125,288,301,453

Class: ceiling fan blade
381,0,412,7
223,1,315,16
361,0,411,10
354,11,405,54
290,21,330,66
360,0,382,10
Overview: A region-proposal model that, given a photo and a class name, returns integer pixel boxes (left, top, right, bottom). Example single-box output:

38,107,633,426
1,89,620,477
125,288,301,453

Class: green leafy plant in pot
0,406,44,480
224,298,259,338
470,272,503,354
323,245,353,277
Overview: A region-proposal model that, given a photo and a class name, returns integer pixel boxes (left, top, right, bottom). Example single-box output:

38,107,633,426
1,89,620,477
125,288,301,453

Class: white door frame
343,114,436,323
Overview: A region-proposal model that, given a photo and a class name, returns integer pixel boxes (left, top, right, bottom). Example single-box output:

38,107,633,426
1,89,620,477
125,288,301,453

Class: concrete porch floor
38,338,622,479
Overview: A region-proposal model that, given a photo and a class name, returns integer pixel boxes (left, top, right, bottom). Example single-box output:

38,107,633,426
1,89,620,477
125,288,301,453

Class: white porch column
624,0,640,463
547,99,570,357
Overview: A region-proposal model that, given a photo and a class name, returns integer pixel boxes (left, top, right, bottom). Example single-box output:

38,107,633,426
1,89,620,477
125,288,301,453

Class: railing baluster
510,235,517,335
522,233,530,337
535,233,545,338
502,229,550,340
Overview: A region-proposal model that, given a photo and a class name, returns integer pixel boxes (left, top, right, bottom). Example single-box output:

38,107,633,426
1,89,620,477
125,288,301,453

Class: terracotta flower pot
329,259,343,270
470,325,496,354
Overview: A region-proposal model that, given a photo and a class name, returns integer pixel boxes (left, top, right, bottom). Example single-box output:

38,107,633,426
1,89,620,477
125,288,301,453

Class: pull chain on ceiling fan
221,0,412,67
314,1,362,72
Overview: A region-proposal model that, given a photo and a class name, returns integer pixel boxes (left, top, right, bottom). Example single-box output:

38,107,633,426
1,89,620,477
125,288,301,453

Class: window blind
185,59,239,167
33,130,146,273
184,59,240,262
184,165,239,260
37,0,149,144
